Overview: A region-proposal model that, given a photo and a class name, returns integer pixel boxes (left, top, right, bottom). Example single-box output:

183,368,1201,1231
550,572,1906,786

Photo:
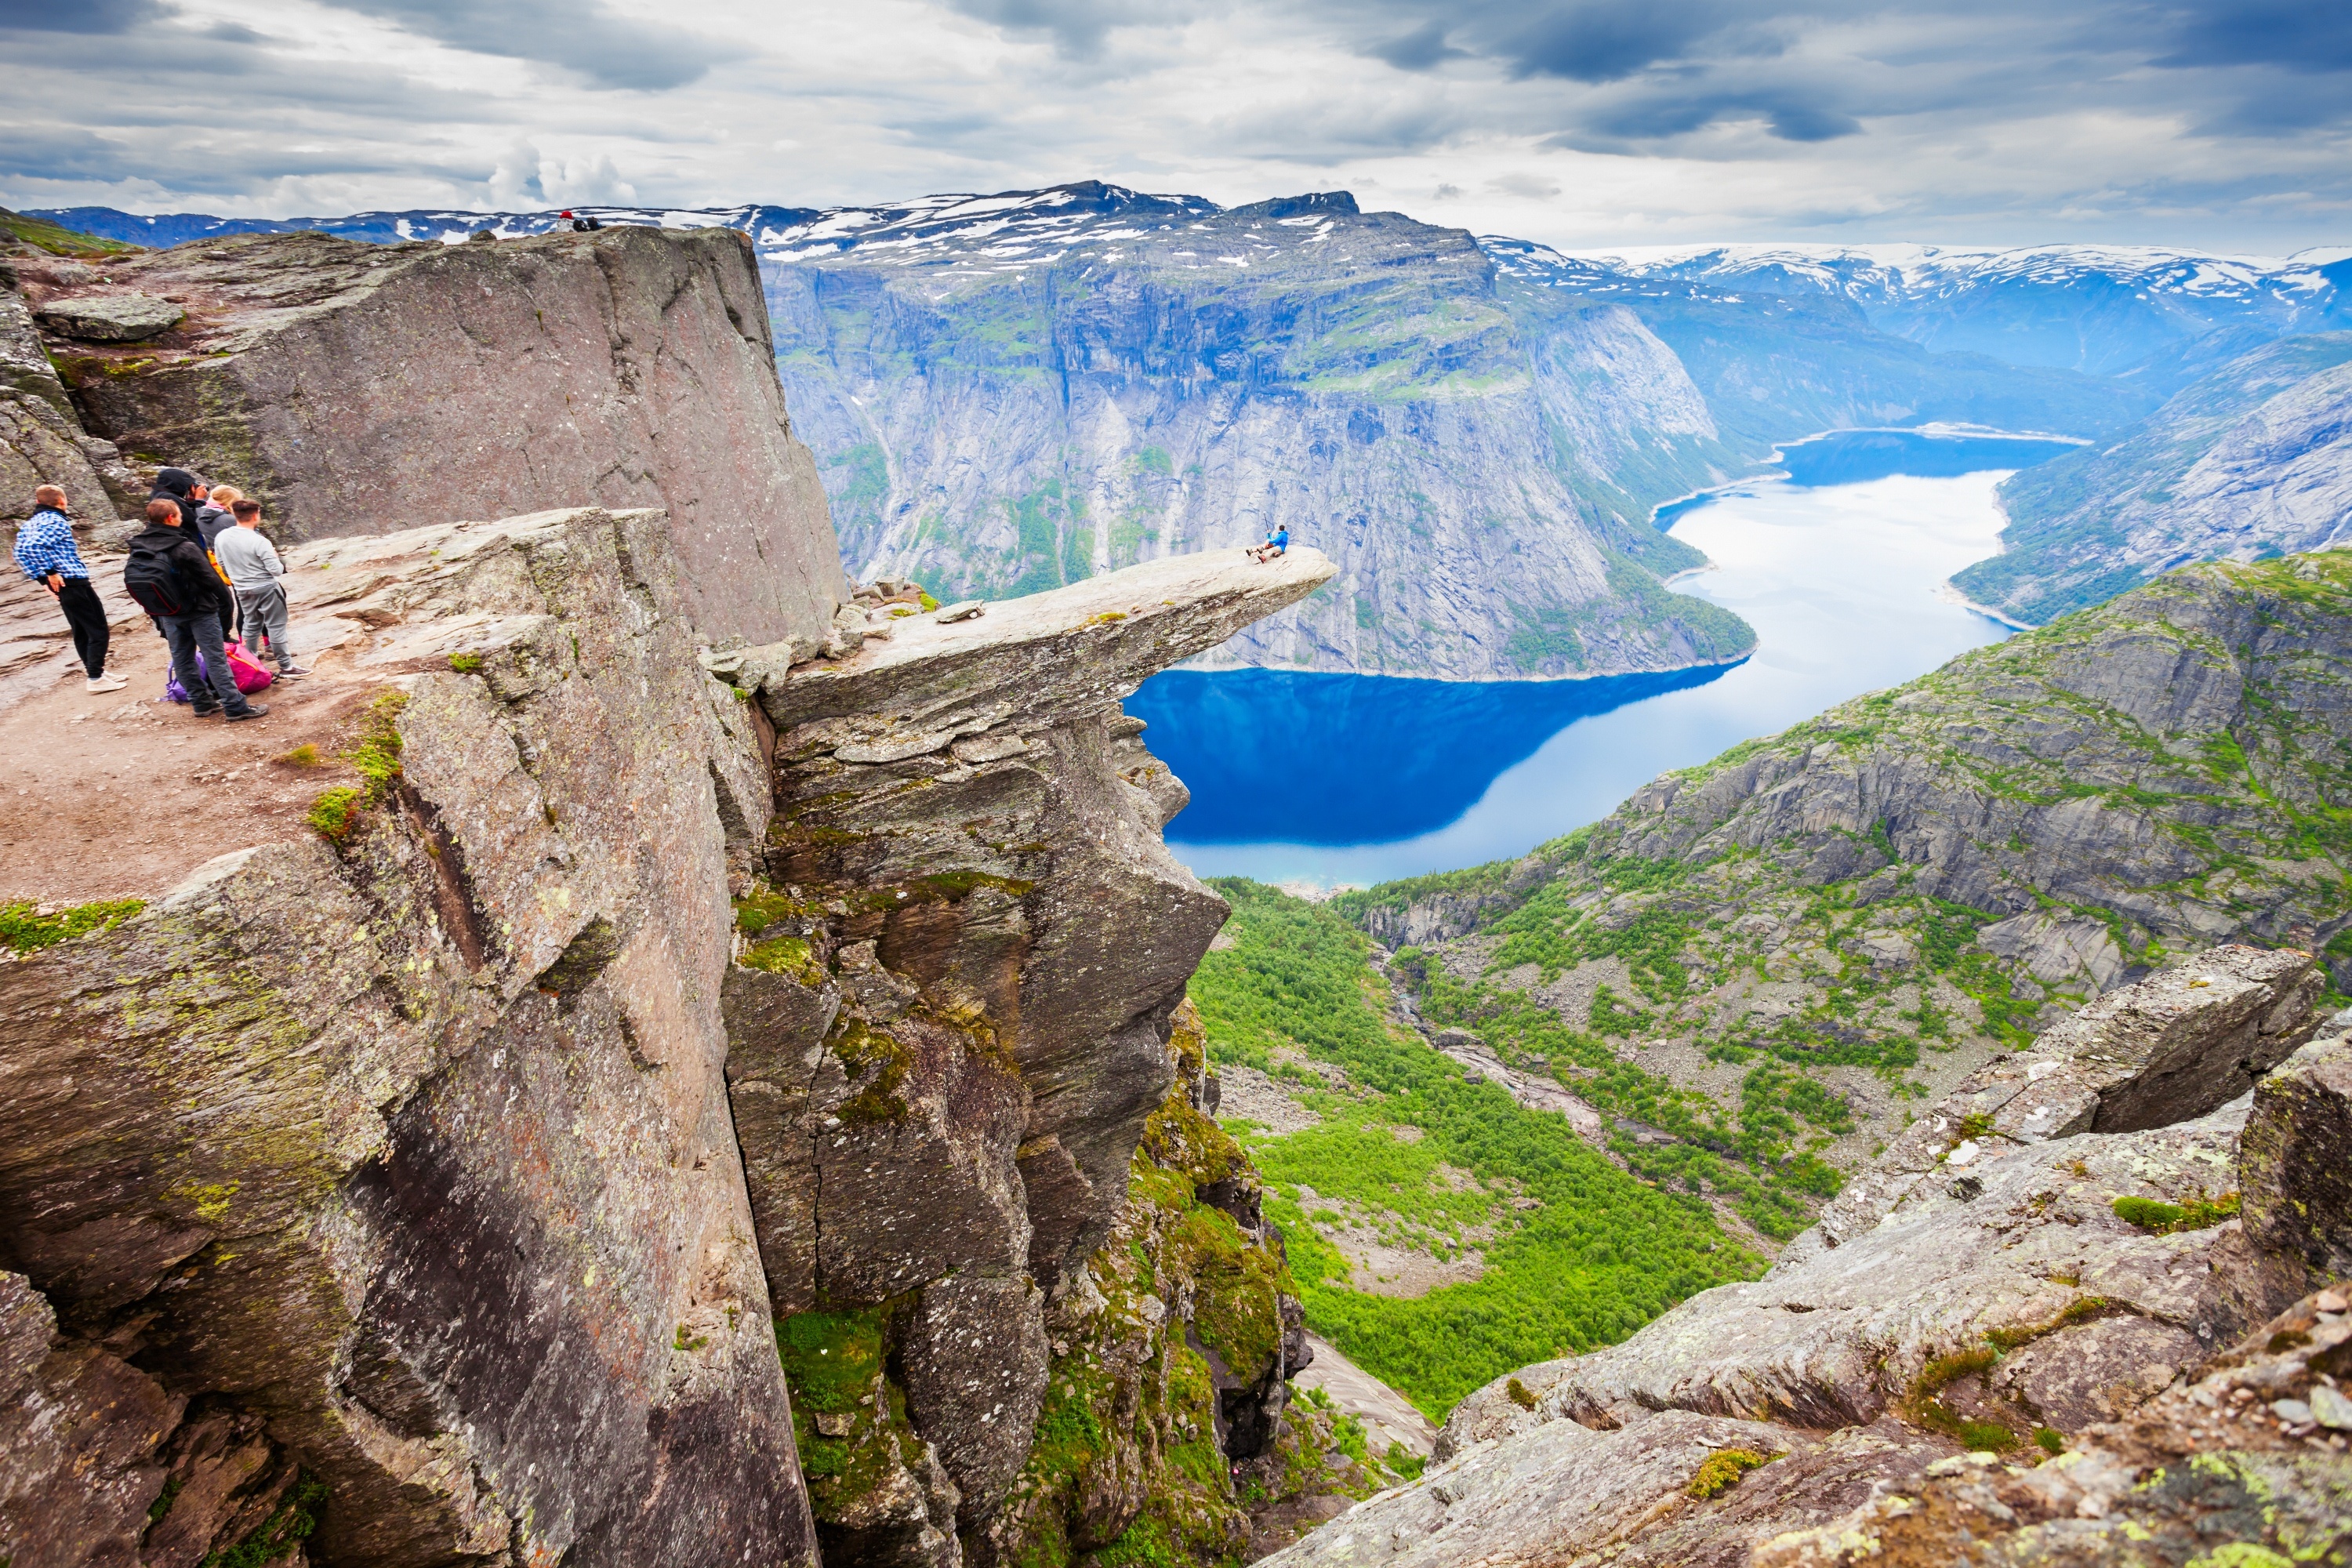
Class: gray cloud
1365,20,1465,70
0,0,168,34
1489,0,1747,82
314,0,731,89
945,0,1208,59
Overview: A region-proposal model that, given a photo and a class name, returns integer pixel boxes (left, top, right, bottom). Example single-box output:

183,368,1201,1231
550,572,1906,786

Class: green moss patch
1687,1448,1772,1499
2114,1192,2240,1234
1,898,143,955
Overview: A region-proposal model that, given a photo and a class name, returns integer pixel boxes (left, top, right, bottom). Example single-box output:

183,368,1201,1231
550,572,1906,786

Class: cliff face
1,507,817,1566
1266,948,2350,1567
763,187,1752,681
1955,332,2352,624
19,227,843,647
712,546,1341,1563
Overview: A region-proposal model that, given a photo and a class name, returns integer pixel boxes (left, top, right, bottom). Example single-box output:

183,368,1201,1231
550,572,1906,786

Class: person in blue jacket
1248,524,1290,563
14,484,126,693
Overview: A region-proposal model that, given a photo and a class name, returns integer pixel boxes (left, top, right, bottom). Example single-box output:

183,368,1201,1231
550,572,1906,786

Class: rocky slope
14,225,842,648
1955,332,2352,624
1264,950,2351,1566
1337,550,2352,1248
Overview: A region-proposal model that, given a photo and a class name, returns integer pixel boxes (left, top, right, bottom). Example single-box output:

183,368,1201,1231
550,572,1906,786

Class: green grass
1188,880,1760,1421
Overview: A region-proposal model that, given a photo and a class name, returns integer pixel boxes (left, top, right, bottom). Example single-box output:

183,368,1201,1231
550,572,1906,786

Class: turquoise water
1132,429,2074,887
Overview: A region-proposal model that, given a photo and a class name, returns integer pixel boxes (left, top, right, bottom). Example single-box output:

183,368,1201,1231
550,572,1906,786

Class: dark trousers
54,576,111,678
158,609,249,716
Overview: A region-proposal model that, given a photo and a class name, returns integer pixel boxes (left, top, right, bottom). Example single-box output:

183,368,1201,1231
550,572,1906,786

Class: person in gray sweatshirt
212,499,307,677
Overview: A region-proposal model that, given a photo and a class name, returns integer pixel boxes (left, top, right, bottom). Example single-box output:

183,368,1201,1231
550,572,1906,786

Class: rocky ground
1264,948,2352,1566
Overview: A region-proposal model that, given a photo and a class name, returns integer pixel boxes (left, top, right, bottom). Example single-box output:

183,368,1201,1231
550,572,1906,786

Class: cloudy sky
4,0,2347,252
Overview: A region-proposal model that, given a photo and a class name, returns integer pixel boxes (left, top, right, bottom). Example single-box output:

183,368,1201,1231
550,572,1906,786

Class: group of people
13,466,307,722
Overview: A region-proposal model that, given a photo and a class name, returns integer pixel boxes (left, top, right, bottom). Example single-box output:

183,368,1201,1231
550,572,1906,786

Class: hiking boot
225,704,270,722
191,704,221,717
275,665,310,679
85,673,129,693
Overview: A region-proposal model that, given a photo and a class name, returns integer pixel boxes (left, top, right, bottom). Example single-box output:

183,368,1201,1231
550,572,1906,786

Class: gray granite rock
35,227,845,647
0,508,818,1568
34,291,183,342
2239,1032,2352,1284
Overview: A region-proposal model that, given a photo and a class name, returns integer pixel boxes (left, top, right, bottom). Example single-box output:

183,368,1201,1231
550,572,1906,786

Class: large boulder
2240,1033,2352,1285
0,508,816,1567
27,226,844,646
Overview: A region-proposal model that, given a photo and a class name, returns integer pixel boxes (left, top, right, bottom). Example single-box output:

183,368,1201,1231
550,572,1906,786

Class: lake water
1133,429,2076,888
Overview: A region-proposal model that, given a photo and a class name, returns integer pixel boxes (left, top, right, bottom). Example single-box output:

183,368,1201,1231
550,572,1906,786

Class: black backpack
122,534,192,619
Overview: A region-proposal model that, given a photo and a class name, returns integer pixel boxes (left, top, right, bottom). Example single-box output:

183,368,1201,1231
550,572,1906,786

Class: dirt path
0,566,380,907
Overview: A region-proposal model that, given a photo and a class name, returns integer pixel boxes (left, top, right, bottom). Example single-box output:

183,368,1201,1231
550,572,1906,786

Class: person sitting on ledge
13,484,126,694
1247,524,1290,563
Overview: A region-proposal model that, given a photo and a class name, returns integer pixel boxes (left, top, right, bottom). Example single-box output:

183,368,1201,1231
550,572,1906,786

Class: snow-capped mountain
1523,241,2352,377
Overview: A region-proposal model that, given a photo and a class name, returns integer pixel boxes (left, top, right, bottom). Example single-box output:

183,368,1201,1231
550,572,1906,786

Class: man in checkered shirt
13,484,127,694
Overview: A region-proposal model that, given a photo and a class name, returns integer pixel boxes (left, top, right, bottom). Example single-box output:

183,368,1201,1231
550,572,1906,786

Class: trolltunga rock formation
1265,946,2350,1568
1,508,818,1567
716,545,1334,1561
20,225,842,646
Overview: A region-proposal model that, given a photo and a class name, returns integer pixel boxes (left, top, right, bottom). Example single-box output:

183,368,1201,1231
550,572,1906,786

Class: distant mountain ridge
42,189,2345,671
1554,241,2352,380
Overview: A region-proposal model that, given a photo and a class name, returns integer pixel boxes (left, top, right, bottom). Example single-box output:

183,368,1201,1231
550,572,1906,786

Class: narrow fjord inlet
5,14,2352,1566
1145,428,2071,884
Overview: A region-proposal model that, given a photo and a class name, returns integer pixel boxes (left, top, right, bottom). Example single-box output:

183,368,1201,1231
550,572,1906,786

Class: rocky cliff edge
0,498,1330,1567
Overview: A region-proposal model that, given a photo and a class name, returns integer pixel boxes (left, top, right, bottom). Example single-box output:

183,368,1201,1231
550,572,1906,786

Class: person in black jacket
150,467,203,530
193,482,243,641
129,498,265,721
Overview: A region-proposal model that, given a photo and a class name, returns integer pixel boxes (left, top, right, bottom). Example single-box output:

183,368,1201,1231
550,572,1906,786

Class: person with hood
149,466,203,530
122,497,265,721
13,484,126,694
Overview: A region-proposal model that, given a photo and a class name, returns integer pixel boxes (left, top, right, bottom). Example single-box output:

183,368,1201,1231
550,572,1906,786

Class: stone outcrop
1,277,143,523
1798,945,2320,1258
714,545,1334,1561
0,507,818,1566
20,226,844,646
1262,951,2350,1568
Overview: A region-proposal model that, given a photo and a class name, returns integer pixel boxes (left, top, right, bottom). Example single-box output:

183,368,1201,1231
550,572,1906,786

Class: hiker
13,484,126,694
1247,524,1290,563
215,499,306,678
123,498,267,722
149,467,202,529
562,209,602,232
194,484,242,641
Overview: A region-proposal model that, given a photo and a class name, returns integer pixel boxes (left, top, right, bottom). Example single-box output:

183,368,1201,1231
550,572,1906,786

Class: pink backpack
162,639,276,702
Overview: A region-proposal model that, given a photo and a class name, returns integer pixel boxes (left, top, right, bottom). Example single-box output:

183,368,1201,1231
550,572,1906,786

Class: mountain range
34,191,2352,663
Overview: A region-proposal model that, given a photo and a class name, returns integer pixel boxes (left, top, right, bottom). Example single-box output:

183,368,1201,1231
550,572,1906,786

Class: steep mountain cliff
0,226,1362,1568
1954,332,2352,624
757,186,1755,681
16,226,844,648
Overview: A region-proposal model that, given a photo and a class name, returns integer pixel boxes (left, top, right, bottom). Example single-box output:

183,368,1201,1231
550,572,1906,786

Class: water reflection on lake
1132,429,2075,887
